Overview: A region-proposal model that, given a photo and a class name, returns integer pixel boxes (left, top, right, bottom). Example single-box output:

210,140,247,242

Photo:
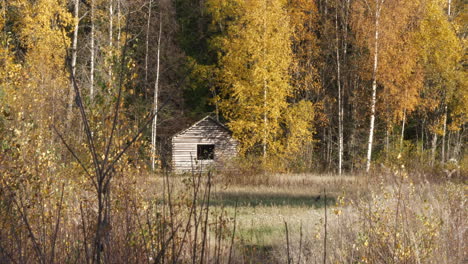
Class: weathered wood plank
171,116,238,172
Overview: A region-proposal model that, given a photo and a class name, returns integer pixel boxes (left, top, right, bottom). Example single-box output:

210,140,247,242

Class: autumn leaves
200,0,465,171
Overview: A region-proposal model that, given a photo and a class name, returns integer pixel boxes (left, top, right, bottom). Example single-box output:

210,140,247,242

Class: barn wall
172,118,237,172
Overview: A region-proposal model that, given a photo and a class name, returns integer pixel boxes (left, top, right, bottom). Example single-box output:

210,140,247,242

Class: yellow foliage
288,0,321,94
352,0,424,125
415,0,465,130
210,0,317,165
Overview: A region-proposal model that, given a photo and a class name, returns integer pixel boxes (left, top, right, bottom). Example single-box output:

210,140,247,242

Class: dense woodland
0,0,466,263
0,0,466,172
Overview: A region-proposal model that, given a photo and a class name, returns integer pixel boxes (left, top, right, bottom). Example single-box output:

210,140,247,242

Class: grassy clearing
137,173,356,249
1,162,463,263
208,174,352,259
134,171,466,263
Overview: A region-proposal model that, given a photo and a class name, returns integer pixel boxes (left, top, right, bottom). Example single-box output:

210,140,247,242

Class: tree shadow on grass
209,191,336,208
240,244,275,263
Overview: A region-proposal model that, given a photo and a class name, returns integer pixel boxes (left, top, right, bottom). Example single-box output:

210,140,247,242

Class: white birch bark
2,5,6,48
386,127,390,155
263,80,267,159
344,0,350,59
90,0,95,101
350,102,357,172
117,0,121,49
151,15,162,171
366,1,382,173
145,0,153,84
421,119,425,155
400,108,406,150
262,1,267,159
441,105,447,162
67,0,79,125
454,130,461,159
431,133,437,166
109,0,113,82
447,131,451,160
335,0,343,175
447,0,451,16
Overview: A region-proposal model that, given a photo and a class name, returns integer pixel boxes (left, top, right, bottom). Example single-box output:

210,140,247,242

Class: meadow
1,158,465,263
138,169,466,263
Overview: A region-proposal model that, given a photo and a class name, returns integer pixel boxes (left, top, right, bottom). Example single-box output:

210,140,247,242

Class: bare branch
101,14,132,177
51,125,97,190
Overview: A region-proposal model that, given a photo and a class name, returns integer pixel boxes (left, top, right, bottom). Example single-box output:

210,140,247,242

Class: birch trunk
400,108,406,150
212,89,220,121
67,0,79,126
350,99,357,172
421,119,425,154
145,0,153,84
335,1,343,175
385,127,389,156
263,80,267,159
343,0,350,60
447,0,451,16
262,2,267,160
117,0,121,49
441,105,447,163
2,5,6,48
447,131,451,160
90,0,95,101
328,127,333,170
454,129,461,159
151,15,162,171
108,0,113,83
366,3,381,173
431,133,437,166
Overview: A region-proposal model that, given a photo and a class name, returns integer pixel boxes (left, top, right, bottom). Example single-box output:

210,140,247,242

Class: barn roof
172,115,232,138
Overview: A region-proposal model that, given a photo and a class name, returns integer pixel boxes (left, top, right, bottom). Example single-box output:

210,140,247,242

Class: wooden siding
172,116,238,172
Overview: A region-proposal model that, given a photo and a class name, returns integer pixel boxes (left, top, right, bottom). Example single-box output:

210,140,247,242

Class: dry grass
1,166,464,263
40,170,468,263
125,169,467,263
205,171,466,263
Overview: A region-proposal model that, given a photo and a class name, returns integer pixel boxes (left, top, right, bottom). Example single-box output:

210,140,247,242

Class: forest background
0,0,466,263
0,0,466,174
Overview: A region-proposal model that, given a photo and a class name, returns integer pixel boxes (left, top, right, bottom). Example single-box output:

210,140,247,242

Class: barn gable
172,116,238,172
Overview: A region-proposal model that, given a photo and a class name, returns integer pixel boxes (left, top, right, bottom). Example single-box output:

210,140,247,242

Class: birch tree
415,0,463,164
67,0,80,126
335,0,344,175
90,0,95,101
211,0,315,167
151,14,162,171
214,0,292,158
352,0,422,172
287,0,322,170
287,0,321,98
145,0,153,85
108,0,113,83
353,0,384,173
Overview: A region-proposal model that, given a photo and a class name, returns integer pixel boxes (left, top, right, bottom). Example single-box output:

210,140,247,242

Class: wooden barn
171,115,238,172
